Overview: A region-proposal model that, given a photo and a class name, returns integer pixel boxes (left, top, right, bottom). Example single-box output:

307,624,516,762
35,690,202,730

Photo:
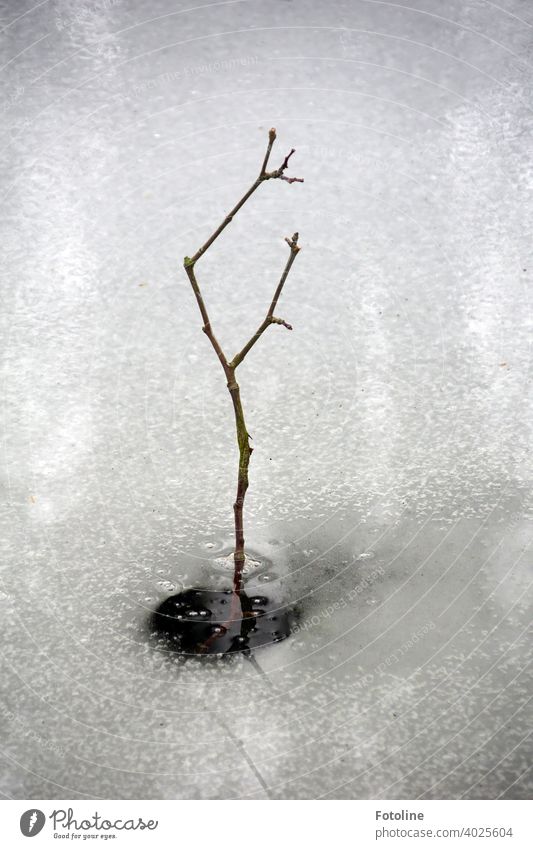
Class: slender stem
182,130,303,590
260,127,277,175
229,317,272,371
190,178,262,266
268,233,300,315
226,368,252,591
184,263,228,370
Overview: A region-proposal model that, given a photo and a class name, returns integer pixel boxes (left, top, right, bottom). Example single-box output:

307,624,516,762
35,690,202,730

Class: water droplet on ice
157,580,177,592
251,596,269,606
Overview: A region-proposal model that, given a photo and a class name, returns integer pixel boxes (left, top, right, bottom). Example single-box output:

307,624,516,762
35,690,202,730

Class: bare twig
183,130,303,591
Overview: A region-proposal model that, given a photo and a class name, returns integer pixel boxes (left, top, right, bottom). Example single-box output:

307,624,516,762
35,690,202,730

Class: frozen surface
0,0,532,799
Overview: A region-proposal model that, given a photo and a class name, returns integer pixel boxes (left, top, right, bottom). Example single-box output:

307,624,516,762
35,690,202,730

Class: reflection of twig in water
195,591,256,655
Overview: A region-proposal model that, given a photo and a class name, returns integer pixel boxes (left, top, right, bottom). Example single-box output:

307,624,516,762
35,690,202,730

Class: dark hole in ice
150,587,297,656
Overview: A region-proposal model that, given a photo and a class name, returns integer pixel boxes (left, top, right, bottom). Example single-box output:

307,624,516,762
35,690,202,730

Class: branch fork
260,131,304,184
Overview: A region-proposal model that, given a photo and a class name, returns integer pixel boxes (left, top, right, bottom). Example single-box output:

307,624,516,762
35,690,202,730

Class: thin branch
260,127,277,175
268,232,300,316
184,263,228,370
280,148,295,170
187,179,262,267
184,130,302,268
230,233,300,370
280,175,305,184
228,317,271,370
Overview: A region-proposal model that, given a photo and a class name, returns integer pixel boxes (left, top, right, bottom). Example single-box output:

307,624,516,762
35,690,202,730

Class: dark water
151,586,297,655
